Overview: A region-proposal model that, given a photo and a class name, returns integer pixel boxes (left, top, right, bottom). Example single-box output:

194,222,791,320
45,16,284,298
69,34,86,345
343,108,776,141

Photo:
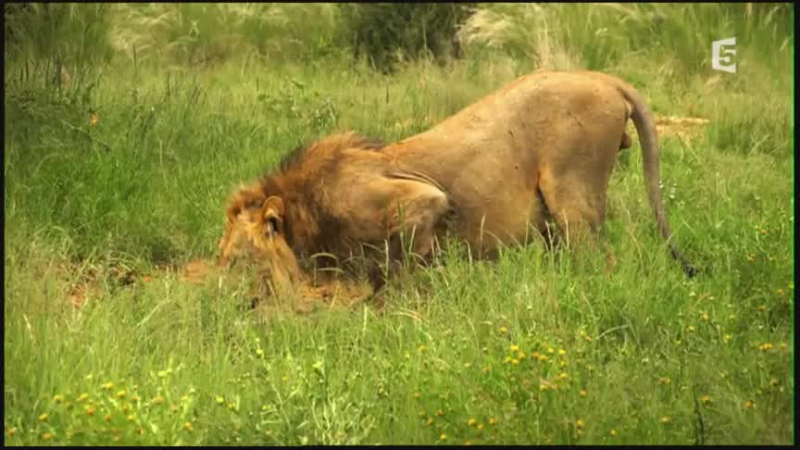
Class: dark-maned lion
218,70,696,296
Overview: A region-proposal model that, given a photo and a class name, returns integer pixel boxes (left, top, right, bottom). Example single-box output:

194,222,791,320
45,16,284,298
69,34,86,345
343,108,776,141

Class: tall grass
109,3,342,67
457,3,792,76
4,3,116,76
4,2,794,446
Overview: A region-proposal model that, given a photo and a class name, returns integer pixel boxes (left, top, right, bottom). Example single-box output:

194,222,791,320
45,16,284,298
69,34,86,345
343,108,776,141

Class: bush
339,3,472,73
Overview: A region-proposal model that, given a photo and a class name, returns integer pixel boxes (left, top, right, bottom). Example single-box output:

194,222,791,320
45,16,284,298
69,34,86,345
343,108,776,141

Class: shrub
339,3,472,73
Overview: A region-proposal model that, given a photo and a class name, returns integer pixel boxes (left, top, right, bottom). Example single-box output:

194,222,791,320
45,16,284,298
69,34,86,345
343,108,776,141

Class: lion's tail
579,71,697,277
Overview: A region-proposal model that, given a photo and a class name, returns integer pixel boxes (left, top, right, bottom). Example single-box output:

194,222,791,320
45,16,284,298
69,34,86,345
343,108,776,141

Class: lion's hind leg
536,162,614,271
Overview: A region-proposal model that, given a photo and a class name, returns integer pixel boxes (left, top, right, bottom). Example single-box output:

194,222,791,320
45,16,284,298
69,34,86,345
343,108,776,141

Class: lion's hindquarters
536,95,628,247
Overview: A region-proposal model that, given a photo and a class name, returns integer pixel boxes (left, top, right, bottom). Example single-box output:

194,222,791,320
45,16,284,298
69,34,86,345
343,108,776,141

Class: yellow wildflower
39,413,49,422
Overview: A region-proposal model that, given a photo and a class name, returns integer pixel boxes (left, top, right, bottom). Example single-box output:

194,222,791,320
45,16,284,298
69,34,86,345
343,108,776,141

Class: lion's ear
263,196,284,218
262,196,285,234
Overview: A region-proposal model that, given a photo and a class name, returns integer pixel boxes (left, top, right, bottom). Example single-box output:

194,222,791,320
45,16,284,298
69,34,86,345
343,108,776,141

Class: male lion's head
218,185,302,298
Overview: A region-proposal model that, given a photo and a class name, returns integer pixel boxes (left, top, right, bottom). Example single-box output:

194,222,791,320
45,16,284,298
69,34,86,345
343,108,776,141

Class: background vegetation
4,3,793,445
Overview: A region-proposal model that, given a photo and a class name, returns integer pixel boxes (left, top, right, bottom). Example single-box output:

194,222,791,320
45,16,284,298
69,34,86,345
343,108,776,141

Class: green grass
4,3,793,446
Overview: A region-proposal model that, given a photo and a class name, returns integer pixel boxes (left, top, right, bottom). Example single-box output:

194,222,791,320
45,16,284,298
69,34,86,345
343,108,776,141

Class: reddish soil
62,257,372,315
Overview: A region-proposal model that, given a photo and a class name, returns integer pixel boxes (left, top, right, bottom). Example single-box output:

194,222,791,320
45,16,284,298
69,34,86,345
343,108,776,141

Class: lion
218,188,302,299
218,70,696,296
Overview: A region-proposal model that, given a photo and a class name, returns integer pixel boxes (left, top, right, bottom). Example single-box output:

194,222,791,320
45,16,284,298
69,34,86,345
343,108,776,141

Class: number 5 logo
712,37,737,73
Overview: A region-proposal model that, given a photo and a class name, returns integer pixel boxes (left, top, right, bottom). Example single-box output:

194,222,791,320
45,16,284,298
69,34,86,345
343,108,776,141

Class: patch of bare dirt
59,257,373,316
294,276,373,312
180,259,215,284
162,258,373,315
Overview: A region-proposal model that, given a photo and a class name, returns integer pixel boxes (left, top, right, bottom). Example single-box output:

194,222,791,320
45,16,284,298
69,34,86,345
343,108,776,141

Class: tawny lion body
218,70,695,294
